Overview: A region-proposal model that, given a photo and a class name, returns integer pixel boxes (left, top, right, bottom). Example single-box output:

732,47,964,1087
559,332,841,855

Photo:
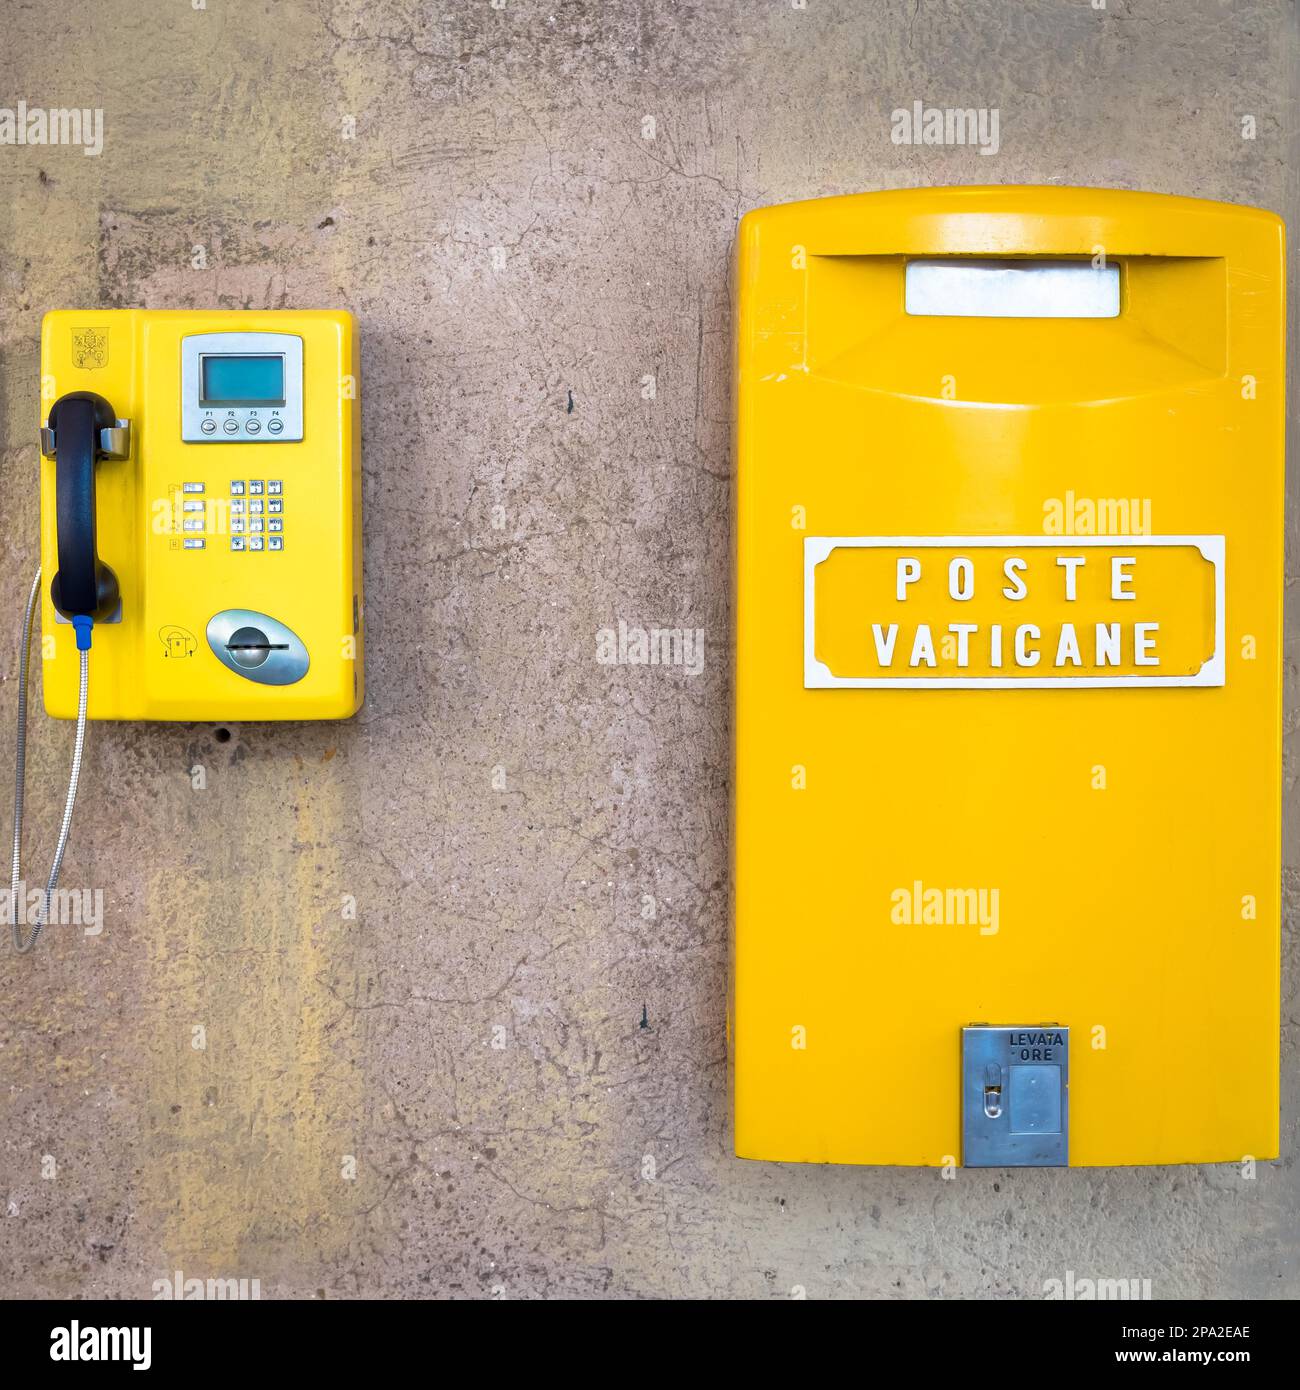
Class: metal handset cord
10,568,90,954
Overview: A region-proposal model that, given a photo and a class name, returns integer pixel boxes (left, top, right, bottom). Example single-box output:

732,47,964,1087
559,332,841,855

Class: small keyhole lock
983,1063,1003,1119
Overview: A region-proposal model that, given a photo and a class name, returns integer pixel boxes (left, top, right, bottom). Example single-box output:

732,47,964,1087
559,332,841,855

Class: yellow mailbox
732,187,1284,1166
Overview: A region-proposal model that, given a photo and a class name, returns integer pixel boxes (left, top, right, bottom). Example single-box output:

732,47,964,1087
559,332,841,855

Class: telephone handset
43,389,129,624
10,309,363,952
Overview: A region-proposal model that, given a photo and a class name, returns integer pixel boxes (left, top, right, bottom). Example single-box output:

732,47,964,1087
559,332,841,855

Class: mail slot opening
904,258,1121,318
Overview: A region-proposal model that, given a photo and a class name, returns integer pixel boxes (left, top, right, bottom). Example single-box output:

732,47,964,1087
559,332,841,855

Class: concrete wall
0,0,1295,1299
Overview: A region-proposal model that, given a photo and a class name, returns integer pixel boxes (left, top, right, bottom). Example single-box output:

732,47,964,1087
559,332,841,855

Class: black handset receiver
44,391,122,621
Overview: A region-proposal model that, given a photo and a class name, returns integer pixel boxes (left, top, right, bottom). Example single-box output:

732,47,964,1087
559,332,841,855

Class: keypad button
183,538,205,550
231,500,245,514
249,520,264,533
231,519,245,533
268,537,283,551
230,481,245,495
268,480,282,494
249,480,264,495
248,537,264,551
268,520,282,533
249,500,263,515
230,537,245,551
182,500,203,513
183,518,204,532
183,482,204,494
268,500,283,515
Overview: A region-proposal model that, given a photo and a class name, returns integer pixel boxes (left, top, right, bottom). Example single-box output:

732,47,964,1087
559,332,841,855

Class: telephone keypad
223,482,285,551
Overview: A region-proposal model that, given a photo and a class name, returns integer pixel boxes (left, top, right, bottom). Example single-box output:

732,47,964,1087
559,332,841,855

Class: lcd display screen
200,354,286,404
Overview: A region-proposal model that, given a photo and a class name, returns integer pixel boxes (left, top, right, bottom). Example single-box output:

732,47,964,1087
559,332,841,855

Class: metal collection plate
962,1025,1069,1167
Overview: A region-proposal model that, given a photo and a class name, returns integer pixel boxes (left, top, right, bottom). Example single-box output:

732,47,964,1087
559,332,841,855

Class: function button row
198,417,285,437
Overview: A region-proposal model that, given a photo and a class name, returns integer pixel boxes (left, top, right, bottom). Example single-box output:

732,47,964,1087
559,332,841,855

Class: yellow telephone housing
40,310,362,721
732,187,1284,1166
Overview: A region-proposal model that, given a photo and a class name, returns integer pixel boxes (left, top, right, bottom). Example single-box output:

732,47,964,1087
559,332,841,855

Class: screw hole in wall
213,727,232,744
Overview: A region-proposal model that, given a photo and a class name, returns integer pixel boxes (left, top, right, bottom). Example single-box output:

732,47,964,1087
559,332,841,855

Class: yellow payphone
9,310,362,952
732,187,1284,1166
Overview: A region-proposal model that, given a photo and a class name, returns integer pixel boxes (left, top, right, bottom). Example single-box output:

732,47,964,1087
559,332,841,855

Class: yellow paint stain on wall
141,760,362,1281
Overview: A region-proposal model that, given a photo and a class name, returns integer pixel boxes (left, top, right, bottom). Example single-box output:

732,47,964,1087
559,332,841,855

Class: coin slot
224,625,288,669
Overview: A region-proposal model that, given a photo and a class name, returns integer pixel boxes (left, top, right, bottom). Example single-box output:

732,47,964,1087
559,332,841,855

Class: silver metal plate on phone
206,608,309,686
